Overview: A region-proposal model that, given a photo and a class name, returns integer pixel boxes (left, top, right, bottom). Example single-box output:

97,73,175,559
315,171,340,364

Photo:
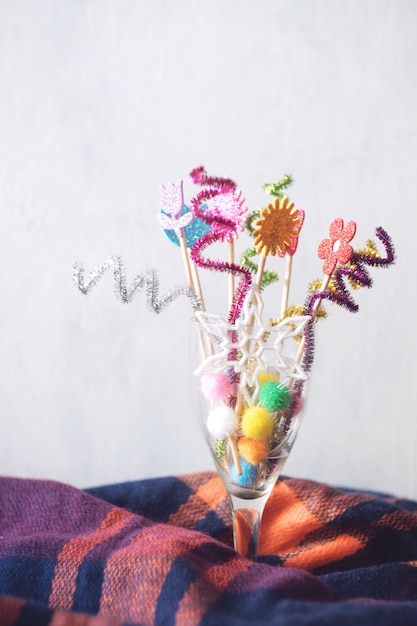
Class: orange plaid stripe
168,474,229,529
175,555,252,626
99,522,215,625
49,508,135,611
260,480,324,557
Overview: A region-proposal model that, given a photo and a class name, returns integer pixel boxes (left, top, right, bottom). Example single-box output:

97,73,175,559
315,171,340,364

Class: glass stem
229,492,270,560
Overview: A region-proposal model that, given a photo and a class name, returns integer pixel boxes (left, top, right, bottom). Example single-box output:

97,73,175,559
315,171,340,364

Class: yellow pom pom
258,371,279,385
238,437,270,464
241,406,274,440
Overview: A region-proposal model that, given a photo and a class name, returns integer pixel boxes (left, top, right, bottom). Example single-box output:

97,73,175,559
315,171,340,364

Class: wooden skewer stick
229,434,242,476
280,254,293,320
311,274,331,317
179,229,209,361
178,225,206,313
179,230,195,291
255,252,268,290
190,256,205,312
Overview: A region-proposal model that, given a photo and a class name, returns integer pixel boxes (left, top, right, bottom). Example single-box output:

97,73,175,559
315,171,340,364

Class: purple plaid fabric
1,471,417,625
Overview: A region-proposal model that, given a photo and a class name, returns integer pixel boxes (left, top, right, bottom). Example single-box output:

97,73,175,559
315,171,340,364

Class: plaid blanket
1,472,417,625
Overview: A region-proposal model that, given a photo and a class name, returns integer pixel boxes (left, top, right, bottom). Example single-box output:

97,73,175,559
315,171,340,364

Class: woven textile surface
1,471,417,625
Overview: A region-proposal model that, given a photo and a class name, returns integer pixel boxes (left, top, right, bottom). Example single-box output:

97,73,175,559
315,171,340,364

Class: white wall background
0,0,416,497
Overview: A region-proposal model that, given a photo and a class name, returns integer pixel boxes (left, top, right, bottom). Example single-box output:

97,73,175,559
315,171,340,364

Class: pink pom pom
200,372,233,402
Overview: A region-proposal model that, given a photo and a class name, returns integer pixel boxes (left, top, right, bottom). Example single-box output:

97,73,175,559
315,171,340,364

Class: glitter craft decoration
74,166,396,560
73,257,202,312
194,295,310,406
158,180,191,238
189,167,253,324
159,205,211,248
240,175,295,301
74,169,396,420
240,246,278,291
253,197,305,258
317,217,357,275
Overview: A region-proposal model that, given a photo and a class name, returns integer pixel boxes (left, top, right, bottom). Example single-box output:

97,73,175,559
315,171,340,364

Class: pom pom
258,371,279,385
206,406,237,439
238,437,269,465
258,381,291,412
200,371,233,402
230,458,258,487
241,406,274,441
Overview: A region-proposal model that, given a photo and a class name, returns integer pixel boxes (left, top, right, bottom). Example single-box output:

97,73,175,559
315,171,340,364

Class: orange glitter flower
252,197,305,258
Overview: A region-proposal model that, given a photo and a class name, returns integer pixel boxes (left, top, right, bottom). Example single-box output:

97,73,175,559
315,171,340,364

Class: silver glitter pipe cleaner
73,256,202,313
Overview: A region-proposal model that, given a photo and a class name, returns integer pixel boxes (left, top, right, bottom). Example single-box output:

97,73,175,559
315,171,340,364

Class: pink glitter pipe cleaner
189,166,252,324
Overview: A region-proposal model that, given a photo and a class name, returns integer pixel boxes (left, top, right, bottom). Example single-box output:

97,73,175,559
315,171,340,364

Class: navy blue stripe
330,499,399,527
201,596,417,626
155,541,236,626
194,509,229,539
72,557,105,614
154,556,198,626
321,562,417,600
86,476,193,522
13,601,53,626
0,557,55,606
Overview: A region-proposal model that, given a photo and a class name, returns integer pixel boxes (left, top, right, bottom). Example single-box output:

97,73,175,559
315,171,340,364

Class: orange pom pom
238,437,269,464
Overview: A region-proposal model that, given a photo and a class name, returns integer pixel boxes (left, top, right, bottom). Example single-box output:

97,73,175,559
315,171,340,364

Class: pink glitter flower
210,190,247,242
318,218,357,275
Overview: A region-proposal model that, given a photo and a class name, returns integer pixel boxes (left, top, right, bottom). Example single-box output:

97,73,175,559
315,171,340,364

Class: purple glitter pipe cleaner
280,227,395,435
303,226,396,375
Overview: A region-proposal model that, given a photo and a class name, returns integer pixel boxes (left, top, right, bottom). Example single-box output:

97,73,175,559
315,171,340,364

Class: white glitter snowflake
194,288,311,405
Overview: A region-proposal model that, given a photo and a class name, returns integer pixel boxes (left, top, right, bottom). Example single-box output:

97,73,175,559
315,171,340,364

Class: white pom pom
206,406,237,439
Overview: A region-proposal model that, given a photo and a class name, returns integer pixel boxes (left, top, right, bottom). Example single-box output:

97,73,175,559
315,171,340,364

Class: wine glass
192,289,311,560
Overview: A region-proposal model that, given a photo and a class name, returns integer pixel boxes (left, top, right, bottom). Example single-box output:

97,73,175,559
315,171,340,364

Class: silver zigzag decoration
73,256,202,313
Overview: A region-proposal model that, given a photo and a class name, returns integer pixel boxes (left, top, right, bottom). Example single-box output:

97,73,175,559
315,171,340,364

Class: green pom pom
258,381,291,411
